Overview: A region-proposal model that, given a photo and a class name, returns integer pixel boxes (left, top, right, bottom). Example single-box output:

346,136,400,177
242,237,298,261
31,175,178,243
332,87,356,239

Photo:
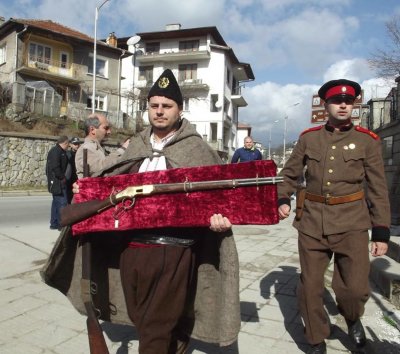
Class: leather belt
305,190,364,205
130,235,195,247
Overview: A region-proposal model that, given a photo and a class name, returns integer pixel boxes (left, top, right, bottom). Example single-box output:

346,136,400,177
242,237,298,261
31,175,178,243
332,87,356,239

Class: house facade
0,18,128,125
368,82,400,226
118,24,254,160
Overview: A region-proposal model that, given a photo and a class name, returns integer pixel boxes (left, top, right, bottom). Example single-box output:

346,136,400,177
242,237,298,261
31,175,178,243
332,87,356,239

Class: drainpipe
117,49,126,128
15,25,28,81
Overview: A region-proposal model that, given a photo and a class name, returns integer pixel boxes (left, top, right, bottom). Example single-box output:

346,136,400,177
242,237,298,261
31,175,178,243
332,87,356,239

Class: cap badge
158,77,170,89
349,143,356,150
341,86,347,93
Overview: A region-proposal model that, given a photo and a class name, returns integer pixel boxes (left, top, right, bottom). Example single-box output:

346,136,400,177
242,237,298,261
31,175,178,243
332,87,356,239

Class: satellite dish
127,35,141,46
215,100,222,109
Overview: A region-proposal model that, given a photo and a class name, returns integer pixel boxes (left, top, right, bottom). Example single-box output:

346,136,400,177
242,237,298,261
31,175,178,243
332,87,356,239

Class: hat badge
341,86,347,93
158,77,170,89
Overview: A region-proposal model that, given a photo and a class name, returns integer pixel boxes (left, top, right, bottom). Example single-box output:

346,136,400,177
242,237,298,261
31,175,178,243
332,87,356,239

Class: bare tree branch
369,16,400,77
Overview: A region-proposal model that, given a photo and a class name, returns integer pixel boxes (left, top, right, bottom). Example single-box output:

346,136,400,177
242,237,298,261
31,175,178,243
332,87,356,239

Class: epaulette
300,125,323,136
355,126,380,140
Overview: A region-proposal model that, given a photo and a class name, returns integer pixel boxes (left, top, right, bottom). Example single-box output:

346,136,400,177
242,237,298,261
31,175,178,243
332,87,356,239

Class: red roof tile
12,18,94,43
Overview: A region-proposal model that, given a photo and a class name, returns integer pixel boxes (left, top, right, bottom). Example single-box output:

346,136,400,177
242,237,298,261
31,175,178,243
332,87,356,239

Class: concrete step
369,253,400,309
387,236,400,263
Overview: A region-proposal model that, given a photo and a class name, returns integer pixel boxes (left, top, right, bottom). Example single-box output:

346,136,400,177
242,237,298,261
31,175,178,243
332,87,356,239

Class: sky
1,0,399,147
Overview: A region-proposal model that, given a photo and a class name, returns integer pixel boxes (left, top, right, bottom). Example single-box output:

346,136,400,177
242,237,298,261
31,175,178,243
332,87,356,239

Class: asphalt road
0,195,51,228
0,195,55,278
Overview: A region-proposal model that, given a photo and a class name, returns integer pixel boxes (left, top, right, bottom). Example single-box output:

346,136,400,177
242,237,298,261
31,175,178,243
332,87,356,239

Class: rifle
61,176,284,227
80,149,110,354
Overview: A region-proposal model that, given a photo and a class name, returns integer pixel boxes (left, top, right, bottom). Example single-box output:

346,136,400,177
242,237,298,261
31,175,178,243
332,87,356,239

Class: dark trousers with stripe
297,230,370,344
120,245,194,354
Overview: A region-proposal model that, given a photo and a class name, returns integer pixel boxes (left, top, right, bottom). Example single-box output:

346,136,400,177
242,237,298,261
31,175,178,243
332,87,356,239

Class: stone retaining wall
0,132,118,188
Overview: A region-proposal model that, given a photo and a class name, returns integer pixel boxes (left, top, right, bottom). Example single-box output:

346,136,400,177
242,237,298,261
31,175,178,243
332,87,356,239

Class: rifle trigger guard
122,197,135,210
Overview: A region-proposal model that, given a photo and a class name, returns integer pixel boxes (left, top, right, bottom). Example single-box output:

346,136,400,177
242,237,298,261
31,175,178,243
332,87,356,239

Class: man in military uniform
277,79,390,354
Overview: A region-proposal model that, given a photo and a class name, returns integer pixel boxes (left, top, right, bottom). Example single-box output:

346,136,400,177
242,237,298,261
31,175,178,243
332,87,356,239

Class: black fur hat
147,69,183,106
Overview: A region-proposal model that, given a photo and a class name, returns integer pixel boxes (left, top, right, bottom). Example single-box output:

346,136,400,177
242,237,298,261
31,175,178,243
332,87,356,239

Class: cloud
241,58,393,147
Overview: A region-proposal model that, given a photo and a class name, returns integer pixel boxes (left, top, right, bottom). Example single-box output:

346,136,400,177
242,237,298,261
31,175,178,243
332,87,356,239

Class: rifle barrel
150,176,283,195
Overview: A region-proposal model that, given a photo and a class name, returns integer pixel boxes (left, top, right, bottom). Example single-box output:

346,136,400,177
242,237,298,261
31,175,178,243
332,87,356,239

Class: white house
118,24,254,160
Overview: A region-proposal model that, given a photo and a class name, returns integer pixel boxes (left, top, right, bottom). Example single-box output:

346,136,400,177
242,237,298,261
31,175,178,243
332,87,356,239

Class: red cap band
325,85,356,100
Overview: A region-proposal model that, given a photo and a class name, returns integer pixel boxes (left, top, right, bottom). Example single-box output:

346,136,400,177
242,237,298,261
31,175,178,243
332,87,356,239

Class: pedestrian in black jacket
46,135,69,230
65,137,81,203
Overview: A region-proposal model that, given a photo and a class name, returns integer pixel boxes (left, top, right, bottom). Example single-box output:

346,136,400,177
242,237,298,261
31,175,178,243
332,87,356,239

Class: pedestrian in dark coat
231,136,262,163
46,135,69,230
277,79,391,354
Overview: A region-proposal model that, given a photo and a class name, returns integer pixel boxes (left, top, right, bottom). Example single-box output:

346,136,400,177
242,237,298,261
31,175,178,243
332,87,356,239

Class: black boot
346,318,366,348
307,341,326,354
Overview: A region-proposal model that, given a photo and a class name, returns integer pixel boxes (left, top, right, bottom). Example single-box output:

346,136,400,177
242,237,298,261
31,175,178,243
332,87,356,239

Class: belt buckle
325,194,331,205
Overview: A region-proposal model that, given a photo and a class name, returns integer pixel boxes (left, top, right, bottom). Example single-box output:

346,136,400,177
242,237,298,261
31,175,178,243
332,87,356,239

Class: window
139,98,148,111
210,122,218,142
183,98,190,111
0,44,6,65
226,67,231,85
60,52,68,69
210,94,218,112
29,43,51,64
178,64,197,81
146,42,160,54
88,55,108,77
382,136,393,159
87,94,107,111
179,40,199,52
138,66,153,83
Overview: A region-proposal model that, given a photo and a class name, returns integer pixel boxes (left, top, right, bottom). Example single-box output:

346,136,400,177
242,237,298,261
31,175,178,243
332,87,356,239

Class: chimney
106,32,118,47
165,24,181,31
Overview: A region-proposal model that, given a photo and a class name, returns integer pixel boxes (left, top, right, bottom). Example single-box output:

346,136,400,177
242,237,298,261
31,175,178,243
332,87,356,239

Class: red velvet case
72,160,279,235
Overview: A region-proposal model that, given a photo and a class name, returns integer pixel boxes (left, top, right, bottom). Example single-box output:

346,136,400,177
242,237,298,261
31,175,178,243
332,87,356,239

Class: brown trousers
120,245,194,354
297,230,370,345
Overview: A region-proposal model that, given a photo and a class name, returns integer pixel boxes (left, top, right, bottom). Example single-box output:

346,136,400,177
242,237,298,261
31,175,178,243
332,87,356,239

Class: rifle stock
60,176,283,227
61,199,112,227
86,305,109,354
80,148,110,354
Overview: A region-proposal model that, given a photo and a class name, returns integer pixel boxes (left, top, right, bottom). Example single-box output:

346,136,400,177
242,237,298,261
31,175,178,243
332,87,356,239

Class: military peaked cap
318,79,361,101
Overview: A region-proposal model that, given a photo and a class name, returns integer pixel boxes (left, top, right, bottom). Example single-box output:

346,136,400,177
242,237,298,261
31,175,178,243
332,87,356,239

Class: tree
369,16,400,78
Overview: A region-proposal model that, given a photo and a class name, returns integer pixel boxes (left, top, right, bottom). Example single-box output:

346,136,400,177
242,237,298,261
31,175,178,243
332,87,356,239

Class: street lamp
268,120,279,160
92,0,110,114
282,102,300,166
127,35,141,117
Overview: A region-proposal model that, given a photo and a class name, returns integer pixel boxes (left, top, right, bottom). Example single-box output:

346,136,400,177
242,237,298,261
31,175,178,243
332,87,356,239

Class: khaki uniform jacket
75,137,125,178
278,124,390,241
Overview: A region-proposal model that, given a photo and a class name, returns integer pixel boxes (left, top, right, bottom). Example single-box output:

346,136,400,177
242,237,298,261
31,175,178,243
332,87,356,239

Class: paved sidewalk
1,214,400,353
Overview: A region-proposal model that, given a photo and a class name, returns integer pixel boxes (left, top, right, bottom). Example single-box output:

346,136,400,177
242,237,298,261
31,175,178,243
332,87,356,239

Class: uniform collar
325,122,353,132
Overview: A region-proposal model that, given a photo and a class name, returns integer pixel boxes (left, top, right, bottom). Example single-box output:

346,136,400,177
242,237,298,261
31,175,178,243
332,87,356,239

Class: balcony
231,85,247,107
135,48,210,63
178,78,209,91
17,55,82,85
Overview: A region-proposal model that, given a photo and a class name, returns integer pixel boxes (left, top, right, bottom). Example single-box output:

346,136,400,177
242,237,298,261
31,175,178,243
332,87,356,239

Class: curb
0,190,48,197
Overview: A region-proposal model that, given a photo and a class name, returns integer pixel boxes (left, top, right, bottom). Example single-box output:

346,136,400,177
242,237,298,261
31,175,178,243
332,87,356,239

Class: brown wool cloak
41,119,240,346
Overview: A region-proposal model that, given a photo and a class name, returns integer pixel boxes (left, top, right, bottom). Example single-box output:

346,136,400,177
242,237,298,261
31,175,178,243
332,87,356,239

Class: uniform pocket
342,149,365,162
305,148,321,162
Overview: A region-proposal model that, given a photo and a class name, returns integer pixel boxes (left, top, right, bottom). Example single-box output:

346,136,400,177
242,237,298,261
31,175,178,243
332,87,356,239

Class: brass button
330,156,335,160
326,181,331,186
332,145,336,149
328,169,333,173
